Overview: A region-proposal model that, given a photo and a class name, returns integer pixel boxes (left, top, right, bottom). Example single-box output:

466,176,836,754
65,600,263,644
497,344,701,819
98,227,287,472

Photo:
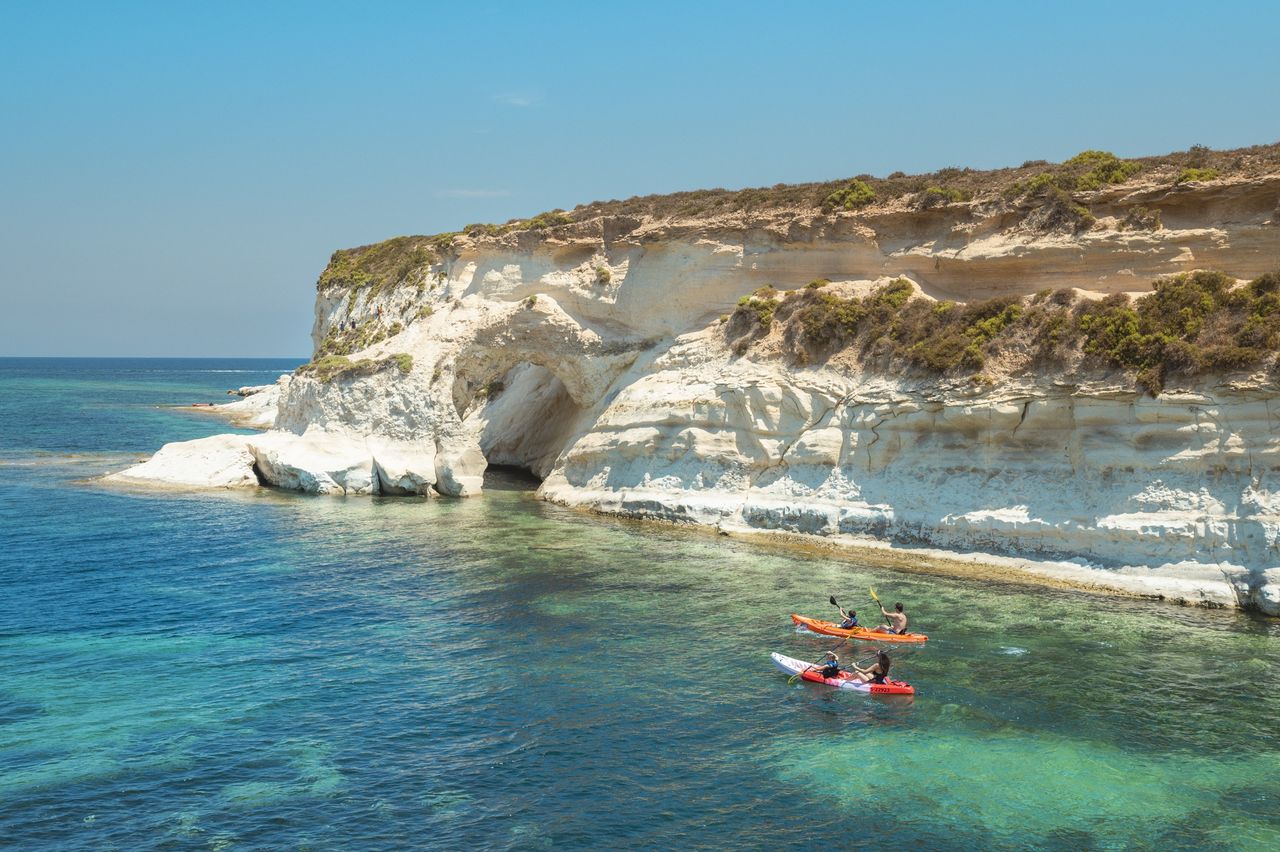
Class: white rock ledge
105,434,259,490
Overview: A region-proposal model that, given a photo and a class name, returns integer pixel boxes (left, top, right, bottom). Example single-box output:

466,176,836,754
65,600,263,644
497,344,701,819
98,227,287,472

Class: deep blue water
1,358,1278,850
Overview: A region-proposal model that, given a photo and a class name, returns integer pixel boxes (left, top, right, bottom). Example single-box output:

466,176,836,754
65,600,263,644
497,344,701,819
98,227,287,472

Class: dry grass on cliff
318,235,453,295
558,141,1280,225
296,352,414,383
314,140,1280,291
727,270,1280,394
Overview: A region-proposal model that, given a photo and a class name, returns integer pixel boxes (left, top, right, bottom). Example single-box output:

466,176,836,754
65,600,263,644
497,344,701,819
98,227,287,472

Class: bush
596,266,612,285
317,236,436,293
917,185,970,209
1062,150,1142,190
776,279,917,356
525,210,573,230
416,305,434,320
872,278,914,310
1176,167,1220,184
1075,270,1278,392
724,267,1280,391
1078,296,1147,365
297,355,355,381
896,297,1022,373
298,353,412,383
315,318,391,358
1010,151,1141,200
1121,205,1163,230
733,286,781,329
966,298,1023,345
1022,186,1096,233
793,291,866,350
823,179,876,211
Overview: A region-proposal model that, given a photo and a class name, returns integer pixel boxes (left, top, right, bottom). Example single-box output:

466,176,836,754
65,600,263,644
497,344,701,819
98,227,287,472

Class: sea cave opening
457,361,586,487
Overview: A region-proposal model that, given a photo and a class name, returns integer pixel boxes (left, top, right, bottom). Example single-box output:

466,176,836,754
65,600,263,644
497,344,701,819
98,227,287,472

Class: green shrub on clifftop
1062,150,1142,191
822,180,876,211
318,236,436,294
917,185,970,208
1003,150,1141,198
1176,167,1221,184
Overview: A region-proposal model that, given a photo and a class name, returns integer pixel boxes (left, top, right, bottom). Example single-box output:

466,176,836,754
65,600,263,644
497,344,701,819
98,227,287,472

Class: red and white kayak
771,652,915,695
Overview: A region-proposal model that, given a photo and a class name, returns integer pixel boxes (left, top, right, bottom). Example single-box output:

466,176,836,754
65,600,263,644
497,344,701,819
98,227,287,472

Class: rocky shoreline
105,148,1280,614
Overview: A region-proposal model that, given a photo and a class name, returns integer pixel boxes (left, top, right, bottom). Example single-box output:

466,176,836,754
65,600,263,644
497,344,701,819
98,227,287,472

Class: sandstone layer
110,147,1280,613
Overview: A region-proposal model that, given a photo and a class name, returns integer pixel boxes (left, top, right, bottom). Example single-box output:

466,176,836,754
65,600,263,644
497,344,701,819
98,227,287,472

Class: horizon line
0,354,308,360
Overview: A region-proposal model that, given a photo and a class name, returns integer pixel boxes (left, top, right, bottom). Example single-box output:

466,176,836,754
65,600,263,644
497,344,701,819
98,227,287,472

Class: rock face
106,434,260,489
110,156,1280,613
202,380,284,429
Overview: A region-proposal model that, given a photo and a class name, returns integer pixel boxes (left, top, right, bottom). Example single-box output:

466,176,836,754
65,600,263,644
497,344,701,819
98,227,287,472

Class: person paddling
813,651,842,679
836,606,859,629
873,601,908,635
849,650,892,684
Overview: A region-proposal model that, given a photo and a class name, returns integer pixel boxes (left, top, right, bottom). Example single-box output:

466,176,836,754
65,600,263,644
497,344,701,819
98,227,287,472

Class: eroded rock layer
109,153,1280,612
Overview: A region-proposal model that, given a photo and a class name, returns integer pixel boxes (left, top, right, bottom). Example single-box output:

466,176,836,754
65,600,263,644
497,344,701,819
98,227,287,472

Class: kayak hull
791,613,928,643
771,652,915,695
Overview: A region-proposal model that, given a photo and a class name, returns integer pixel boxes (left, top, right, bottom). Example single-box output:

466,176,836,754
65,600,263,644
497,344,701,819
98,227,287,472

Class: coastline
544,488,1250,612
98,152,1280,617
103,384,1273,615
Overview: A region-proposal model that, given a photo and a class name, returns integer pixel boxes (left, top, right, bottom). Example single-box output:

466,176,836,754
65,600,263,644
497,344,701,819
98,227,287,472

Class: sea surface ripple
1,358,1278,850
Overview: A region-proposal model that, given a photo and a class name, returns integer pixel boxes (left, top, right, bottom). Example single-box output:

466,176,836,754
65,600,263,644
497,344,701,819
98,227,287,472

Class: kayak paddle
870,586,887,626
870,586,906,635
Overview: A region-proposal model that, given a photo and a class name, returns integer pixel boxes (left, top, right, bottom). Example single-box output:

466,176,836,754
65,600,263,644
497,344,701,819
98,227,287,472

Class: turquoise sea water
1,357,1278,850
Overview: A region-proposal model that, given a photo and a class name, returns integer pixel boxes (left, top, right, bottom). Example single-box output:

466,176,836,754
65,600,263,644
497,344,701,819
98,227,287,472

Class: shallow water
2,358,1278,849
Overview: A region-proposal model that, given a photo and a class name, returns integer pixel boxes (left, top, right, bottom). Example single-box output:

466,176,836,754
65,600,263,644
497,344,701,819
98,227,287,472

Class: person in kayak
873,602,908,635
813,651,842,679
849,650,892,684
836,606,859,629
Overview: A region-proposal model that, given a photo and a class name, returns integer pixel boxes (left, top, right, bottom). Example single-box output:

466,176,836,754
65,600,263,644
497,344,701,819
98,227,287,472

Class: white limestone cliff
108,160,1280,613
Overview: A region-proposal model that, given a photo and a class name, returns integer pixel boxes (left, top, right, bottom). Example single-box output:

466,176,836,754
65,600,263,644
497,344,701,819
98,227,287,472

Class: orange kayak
791,613,928,643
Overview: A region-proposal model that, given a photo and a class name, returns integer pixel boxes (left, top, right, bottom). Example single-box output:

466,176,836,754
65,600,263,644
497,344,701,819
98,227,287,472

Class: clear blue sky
2,0,1277,356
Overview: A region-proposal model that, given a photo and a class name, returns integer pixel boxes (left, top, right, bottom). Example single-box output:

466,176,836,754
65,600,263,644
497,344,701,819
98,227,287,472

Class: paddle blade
869,586,880,604
829,595,838,607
